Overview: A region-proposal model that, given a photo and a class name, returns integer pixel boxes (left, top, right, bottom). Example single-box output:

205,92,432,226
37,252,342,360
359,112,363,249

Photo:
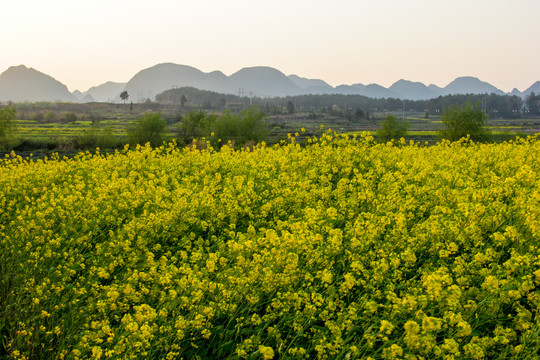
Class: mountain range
1,63,539,103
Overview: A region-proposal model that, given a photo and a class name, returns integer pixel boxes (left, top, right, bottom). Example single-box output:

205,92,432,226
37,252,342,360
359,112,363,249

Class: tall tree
120,91,129,104
526,92,540,115
180,95,188,108
286,101,295,114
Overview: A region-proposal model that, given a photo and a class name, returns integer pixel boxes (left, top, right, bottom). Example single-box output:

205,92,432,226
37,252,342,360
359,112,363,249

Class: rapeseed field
1,131,539,359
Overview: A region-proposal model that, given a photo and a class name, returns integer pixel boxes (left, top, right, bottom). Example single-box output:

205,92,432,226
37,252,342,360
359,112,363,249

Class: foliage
264,93,523,119
176,110,216,144
32,112,45,123
77,124,118,149
426,94,523,119
354,108,364,121
153,88,524,119
377,114,409,142
440,102,491,142
87,113,104,124
174,107,267,147
212,107,267,146
62,112,78,123
1,133,540,359
286,101,295,114
0,105,17,150
140,99,160,112
44,111,57,123
120,91,129,103
155,87,237,109
127,112,169,147
526,92,540,115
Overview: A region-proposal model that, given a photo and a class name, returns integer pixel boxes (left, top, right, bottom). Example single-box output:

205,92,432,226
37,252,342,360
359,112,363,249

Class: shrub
440,102,490,142
177,110,215,144
377,114,409,142
128,112,168,147
63,112,78,123
77,124,118,149
212,107,267,146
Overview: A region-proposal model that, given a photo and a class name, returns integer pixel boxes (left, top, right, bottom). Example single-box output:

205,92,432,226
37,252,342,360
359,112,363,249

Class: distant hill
442,76,505,96
363,84,401,99
0,65,76,102
81,93,96,102
72,90,84,101
523,81,540,96
428,84,444,95
288,75,333,94
124,63,234,102
203,71,232,94
229,67,302,97
0,63,538,102
83,81,126,103
335,83,366,95
335,83,400,99
510,88,523,97
389,79,437,100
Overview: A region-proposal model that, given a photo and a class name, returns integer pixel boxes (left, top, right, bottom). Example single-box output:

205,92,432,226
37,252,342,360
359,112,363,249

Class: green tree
177,110,216,144
128,112,169,147
526,92,540,115
236,107,267,144
212,107,267,146
88,113,103,125
120,91,129,104
44,111,57,123
439,102,490,142
286,101,295,114
0,105,17,150
63,112,78,123
32,112,44,123
377,115,409,142
354,108,364,121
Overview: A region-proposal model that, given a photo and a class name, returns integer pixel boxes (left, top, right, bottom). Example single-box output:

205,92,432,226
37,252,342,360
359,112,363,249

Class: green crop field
14,119,133,139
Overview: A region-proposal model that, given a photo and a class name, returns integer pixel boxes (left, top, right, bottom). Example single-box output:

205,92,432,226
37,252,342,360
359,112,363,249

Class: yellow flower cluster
1,132,539,359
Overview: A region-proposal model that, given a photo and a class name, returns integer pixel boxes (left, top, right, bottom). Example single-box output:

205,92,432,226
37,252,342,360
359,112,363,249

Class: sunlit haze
2,0,539,93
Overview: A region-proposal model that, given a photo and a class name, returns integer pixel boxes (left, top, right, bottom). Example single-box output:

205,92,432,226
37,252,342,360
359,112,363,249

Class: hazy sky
1,0,539,92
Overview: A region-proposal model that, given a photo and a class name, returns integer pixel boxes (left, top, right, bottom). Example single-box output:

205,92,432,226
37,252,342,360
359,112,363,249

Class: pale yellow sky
1,0,538,92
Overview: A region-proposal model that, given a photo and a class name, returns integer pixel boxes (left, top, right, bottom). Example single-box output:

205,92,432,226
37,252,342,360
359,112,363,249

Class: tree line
155,87,535,119
272,93,527,119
